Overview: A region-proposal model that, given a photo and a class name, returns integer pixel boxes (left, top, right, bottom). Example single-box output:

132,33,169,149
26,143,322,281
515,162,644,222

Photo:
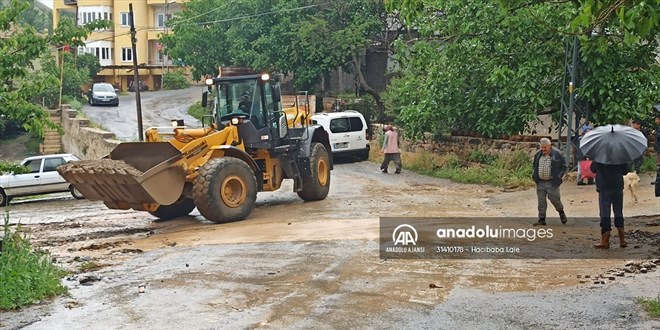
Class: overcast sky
38,0,52,9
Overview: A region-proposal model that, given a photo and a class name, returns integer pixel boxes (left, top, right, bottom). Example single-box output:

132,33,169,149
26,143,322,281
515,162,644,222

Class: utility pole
129,3,144,141
559,36,580,168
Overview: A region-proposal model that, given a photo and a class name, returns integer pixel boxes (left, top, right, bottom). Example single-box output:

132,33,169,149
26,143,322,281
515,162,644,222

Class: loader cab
205,74,287,150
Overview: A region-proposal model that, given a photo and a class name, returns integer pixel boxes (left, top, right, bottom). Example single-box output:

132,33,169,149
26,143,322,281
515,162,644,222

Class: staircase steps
40,110,63,155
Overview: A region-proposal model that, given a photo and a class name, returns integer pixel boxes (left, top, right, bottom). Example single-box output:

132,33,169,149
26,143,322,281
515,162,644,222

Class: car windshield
94,84,115,92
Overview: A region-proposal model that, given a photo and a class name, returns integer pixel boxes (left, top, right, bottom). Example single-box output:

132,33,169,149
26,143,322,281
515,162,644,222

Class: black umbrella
579,124,647,165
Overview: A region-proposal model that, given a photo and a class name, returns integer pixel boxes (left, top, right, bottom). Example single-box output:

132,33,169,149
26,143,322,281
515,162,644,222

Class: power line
194,3,330,26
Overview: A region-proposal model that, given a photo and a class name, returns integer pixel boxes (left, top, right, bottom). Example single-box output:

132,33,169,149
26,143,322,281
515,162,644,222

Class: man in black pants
590,161,630,249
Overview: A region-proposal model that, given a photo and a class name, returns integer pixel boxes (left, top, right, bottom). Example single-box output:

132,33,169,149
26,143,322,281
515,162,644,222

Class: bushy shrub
163,69,189,90
1,214,67,310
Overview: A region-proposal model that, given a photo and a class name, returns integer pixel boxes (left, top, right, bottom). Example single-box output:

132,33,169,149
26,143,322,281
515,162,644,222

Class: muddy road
2,159,659,329
81,87,205,141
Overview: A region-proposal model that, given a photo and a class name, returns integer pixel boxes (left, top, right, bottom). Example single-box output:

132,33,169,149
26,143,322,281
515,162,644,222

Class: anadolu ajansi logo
387,224,425,253
393,224,418,245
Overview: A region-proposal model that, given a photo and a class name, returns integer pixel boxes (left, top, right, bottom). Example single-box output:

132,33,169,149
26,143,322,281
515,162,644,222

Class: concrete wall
60,105,121,160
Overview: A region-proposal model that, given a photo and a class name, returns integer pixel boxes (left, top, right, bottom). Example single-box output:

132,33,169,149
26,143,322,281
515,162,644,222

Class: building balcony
149,58,177,67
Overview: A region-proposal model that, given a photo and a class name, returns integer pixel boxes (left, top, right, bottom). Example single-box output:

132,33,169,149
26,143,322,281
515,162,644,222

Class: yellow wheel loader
58,73,332,223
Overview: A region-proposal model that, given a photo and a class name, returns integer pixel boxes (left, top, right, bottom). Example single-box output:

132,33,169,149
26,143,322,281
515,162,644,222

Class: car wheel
70,185,85,199
358,149,370,161
0,188,9,207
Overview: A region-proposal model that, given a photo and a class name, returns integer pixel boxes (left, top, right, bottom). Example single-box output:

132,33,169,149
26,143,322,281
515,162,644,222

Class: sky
37,0,52,9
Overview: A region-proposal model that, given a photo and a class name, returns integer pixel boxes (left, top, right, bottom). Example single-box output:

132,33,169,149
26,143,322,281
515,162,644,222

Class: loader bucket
58,142,187,210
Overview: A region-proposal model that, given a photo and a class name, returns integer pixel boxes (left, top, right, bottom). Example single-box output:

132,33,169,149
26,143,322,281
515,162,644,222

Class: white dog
623,172,640,203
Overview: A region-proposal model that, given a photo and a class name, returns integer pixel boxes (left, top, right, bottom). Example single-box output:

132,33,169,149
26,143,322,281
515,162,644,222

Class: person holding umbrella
579,124,648,249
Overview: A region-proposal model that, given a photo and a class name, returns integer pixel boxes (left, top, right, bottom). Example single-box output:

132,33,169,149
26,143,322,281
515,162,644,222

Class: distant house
53,0,188,91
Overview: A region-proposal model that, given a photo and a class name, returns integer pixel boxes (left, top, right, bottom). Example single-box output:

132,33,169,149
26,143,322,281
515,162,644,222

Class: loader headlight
231,117,240,125
205,78,214,85
260,73,270,81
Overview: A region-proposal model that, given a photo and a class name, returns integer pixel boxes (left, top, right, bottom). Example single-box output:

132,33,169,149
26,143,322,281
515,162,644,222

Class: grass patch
369,141,534,188
62,95,84,113
188,101,210,122
640,156,656,173
0,211,67,310
636,296,660,318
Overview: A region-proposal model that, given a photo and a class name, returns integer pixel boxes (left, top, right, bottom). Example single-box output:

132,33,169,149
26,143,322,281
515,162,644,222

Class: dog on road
623,172,641,203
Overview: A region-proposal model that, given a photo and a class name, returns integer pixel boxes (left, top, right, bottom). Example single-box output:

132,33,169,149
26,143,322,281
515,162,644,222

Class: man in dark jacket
532,138,568,225
590,161,630,249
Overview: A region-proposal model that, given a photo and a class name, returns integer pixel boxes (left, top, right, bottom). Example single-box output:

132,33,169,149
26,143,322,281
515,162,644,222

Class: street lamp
161,0,176,90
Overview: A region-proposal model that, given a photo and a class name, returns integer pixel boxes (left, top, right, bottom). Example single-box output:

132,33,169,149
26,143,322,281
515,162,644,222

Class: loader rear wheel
297,142,331,201
193,157,257,223
149,198,196,221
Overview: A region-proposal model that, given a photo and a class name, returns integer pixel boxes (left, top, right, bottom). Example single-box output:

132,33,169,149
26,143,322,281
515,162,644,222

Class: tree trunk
351,53,385,123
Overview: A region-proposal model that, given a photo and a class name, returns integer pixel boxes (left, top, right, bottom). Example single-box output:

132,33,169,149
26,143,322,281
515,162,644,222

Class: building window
122,48,133,62
120,12,130,26
156,13,172,28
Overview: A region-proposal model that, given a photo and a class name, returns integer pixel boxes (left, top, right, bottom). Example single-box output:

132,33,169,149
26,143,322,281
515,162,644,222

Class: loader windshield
216,79,259,117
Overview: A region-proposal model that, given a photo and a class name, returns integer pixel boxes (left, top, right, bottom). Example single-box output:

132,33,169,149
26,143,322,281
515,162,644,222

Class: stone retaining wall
60,105,120,160
400,133,541,156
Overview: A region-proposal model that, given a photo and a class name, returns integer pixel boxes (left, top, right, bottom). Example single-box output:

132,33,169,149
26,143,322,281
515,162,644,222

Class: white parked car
0,154,84,206
312,110,370,161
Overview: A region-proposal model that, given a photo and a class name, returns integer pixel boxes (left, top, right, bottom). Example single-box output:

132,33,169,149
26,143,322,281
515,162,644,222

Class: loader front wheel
194,157,257,223
149,198,196,221
297,142,331,201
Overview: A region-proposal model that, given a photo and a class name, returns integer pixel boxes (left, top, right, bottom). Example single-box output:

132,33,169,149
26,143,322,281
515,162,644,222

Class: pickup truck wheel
193,157,257,223
70,185,85,199
148,198,196,220
297,142,331,201
0,189,9,207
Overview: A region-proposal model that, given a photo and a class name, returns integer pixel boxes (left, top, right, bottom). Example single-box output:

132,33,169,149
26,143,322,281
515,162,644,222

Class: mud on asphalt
2,151,660,329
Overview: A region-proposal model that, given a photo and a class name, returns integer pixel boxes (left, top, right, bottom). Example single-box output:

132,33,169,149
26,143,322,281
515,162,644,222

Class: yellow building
53,0,185,91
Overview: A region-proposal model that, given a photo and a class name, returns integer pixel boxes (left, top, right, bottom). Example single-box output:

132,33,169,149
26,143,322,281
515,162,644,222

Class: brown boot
593,231,610,249
617,227,627,248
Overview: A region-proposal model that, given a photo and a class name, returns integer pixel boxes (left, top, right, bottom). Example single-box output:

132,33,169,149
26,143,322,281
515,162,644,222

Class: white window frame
120,12,130,27
156,13,172,28
121,48,133,62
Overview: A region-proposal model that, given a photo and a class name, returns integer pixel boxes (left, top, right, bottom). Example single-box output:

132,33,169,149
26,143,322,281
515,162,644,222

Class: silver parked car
0,154,84,206
87,82,119,106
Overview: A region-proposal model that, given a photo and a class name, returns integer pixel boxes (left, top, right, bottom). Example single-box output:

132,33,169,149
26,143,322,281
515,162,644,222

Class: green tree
76,53,102,80
0,0,57,138
0,3,109,138
0,0,52,34
162,0,398,113
35,52,92,109
384,0,660,139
